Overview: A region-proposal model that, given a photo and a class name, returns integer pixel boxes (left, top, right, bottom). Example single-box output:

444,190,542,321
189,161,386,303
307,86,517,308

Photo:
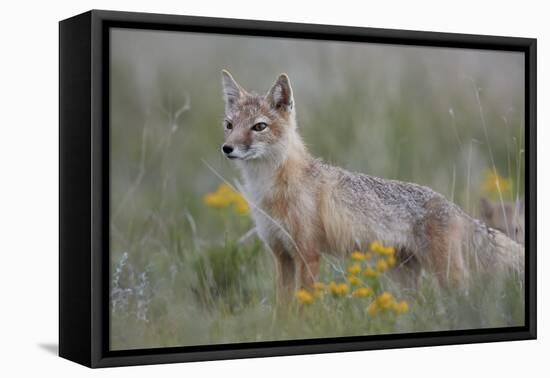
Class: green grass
109,29,525,350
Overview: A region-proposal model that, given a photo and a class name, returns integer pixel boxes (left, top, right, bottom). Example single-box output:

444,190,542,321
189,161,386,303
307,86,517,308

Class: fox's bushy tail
468,217,525,275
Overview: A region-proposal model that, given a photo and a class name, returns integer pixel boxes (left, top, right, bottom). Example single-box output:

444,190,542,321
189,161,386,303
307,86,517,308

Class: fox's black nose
222,144,234,154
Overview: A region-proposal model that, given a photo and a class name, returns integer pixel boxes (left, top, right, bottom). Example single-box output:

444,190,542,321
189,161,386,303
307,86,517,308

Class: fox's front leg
296,245,321,289
271,242,296,303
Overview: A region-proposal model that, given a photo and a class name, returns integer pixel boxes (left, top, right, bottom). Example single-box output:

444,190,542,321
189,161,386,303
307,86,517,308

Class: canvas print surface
109,28,525,350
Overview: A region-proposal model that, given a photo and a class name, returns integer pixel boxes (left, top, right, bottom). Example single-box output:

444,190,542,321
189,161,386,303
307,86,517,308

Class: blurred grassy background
109,28,525,350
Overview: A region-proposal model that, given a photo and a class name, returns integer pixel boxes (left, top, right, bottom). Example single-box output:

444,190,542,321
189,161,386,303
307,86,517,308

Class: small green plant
191,240,263,312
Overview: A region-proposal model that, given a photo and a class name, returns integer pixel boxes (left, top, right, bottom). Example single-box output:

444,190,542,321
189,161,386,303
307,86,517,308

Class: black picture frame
59,9,537,368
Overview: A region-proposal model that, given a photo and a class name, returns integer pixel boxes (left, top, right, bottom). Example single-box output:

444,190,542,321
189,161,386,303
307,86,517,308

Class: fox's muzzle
222,144,234,154
221,144,239,159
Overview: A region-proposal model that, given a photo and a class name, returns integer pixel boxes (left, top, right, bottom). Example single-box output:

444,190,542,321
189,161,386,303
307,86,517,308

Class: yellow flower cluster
352,250,374,261
313,282,326,291
367,291,409,317
370,241,396,256
376,259,389,273
329,282,350,297
295,241,410,318
481,169,513,198
203,183,250,215
352,287,373,298
352,241,398,279
296,289,314,305
348,275,362,286
363,267,378,278
347,263,361,275
392,301,410,314
296,281,352,305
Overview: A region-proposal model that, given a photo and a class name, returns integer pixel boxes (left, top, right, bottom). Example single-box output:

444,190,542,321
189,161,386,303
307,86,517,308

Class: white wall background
0,0,546,376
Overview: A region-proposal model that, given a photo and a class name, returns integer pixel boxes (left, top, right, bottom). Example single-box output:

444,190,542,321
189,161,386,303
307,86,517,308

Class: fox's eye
252,122,267,132
225,121,233,130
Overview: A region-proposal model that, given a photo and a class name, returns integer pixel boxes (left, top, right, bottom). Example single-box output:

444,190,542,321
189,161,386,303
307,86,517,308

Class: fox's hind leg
446,219,470,290
425,220,469,290
420,199,470,291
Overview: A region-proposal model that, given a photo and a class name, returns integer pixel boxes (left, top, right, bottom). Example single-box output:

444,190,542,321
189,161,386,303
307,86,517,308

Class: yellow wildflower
481,169,513,197
363,266,379,279
347,263,361,275
370,240,383,253
330,282,349,297
203,184,250,215
386,255,396,267
296,289,314,305
203,192,230,208
351,251,366,261
370,241,395,256
367,301,379,316
215,183,235,201
376,259,389,273
392,300,409,314
313,282,326,291
352,287,373,298
234,196,250,215
376,292,394,310
338,283,349,296
328,281,338,296
364,252,373,260
348,275,362,286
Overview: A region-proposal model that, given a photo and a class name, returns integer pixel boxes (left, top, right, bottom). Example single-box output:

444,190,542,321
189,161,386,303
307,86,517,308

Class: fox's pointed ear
266,73,294,112
221,70,244,111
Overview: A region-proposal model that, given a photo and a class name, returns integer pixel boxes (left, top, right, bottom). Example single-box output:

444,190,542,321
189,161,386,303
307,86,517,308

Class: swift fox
220,69,524,298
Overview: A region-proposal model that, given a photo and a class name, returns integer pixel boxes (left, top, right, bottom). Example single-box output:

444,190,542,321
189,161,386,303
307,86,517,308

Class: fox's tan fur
220,70,524,300
479,197,525,245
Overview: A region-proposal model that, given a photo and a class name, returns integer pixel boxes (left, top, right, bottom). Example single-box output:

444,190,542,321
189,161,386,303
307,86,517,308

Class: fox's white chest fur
240,164,292,252
241,166,277,240
239,159,318,254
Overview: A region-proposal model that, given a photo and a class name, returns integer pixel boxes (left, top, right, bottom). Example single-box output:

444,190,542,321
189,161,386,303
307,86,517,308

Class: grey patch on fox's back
318,161,524,275
315,161,449,251
336,168,444,225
